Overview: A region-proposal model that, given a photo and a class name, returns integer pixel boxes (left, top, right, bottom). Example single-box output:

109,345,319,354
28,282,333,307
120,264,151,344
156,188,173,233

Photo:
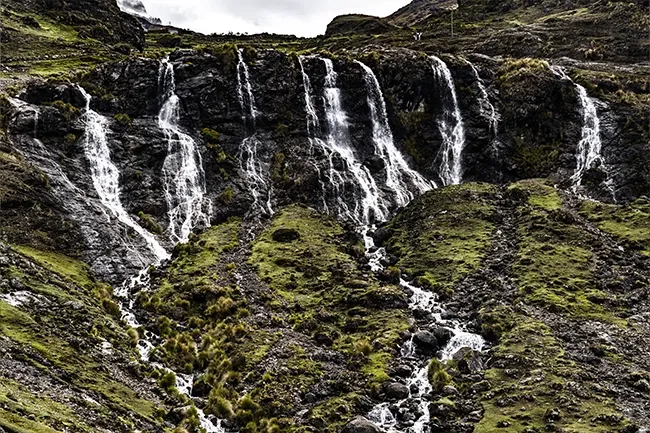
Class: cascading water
79,85,223,432
159,59,212,244
355,60,434,206
367,272,485,433
467,61,500,136
298,55,330,212
79,86,169,263
313,57,388,226
236,49,274,215
431,56,466,187
551,66,612,194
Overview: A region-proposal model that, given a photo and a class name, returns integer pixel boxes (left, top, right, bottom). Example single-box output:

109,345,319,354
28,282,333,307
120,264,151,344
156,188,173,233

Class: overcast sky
136,0,412,37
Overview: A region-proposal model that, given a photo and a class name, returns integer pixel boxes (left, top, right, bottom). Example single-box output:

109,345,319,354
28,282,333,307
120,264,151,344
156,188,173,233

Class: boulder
385,382,410,400
341,417,382,433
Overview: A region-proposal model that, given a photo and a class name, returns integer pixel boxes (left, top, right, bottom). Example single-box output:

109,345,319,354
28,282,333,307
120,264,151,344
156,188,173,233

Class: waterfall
321,58,387,226
431,56,466,187
355,60,434,207
467,61,499,136
236,49,274,215
79,87,169,263
298,56,330,212
550,66,609,192
158,59,211,244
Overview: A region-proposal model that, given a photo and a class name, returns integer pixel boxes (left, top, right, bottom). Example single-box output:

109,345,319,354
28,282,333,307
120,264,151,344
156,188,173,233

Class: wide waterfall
321,57,387,226
431,56,466,187
355,60,434,206
467,61,499,136
158,58,211,244
551,66,609,191
79,86,169,263
236,49,274,215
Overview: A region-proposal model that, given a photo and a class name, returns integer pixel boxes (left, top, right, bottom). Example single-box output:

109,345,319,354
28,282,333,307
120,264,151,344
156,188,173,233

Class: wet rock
453,347,484,374
272,228,300,243
341,417,382,433
432,326,453,347
385,382,410,400
413,330,439,354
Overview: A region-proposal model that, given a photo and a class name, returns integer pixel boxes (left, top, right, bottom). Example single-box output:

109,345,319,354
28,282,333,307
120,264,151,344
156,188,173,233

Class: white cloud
136,0,412,37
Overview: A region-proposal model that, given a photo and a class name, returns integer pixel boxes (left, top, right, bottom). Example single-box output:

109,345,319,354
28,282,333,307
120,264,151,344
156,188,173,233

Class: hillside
0,0,649,433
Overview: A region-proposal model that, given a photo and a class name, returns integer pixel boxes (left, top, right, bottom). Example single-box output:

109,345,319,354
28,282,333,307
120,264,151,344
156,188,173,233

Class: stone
385,382,410,400
341,417,382,433
272,228,300,243
413,331,438,353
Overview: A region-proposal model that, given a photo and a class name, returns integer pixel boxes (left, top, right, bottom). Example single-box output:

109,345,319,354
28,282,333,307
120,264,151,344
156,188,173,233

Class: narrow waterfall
551,66,609,191
431,56,466,187
298,55,330,212
158,59,211,244
236,49,274,215
467,61,499,136
322,58,387,226
355,61,434,206
79,87,169,263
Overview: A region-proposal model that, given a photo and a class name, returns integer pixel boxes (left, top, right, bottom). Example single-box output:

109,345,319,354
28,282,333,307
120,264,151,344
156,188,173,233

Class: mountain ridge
0,0,649,433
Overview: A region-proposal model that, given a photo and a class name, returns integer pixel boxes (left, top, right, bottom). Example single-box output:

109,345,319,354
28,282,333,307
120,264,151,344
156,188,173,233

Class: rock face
5,47,647,280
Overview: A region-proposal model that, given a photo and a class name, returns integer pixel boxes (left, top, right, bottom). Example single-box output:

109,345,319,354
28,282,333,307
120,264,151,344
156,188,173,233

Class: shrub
353,338,373,357
219,186,235,204
159,371,177,390
137,211,163,235
101,298,121,317
428,359,452,391
210,395,235,419
113,113,132,127
207,297,235,319
127,328,139,347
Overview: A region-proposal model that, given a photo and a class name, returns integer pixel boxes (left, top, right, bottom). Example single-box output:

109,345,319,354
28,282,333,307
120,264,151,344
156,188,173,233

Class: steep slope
0,0,649,432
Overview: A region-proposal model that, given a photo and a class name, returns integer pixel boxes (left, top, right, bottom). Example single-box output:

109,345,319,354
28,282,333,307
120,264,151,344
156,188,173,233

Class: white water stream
467,61,499,136
236,49,274,215
431,56,466,187
356,60,434,206
159,58,212,244
550,66,613,195
79,87,169,263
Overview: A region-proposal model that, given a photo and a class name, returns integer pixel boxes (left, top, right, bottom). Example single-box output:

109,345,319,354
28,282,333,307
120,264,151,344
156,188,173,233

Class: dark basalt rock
342,417,383,433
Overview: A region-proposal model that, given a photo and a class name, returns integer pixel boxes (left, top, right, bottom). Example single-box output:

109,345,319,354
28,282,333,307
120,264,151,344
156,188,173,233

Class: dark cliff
0,0,649,433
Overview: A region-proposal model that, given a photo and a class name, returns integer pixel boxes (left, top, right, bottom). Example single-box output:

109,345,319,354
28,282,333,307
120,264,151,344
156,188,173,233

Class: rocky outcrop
5,47,648,281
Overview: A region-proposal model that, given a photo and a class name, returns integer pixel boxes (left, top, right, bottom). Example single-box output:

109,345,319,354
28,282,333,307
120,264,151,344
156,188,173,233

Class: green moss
13,245,101,291
476,316,621,433
50,100,81,121
512,180,625,324
580,199,650,256
113,113,132,127
383,183,497,291
498,58,551,83
202,128,221,147
137,211,163,235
